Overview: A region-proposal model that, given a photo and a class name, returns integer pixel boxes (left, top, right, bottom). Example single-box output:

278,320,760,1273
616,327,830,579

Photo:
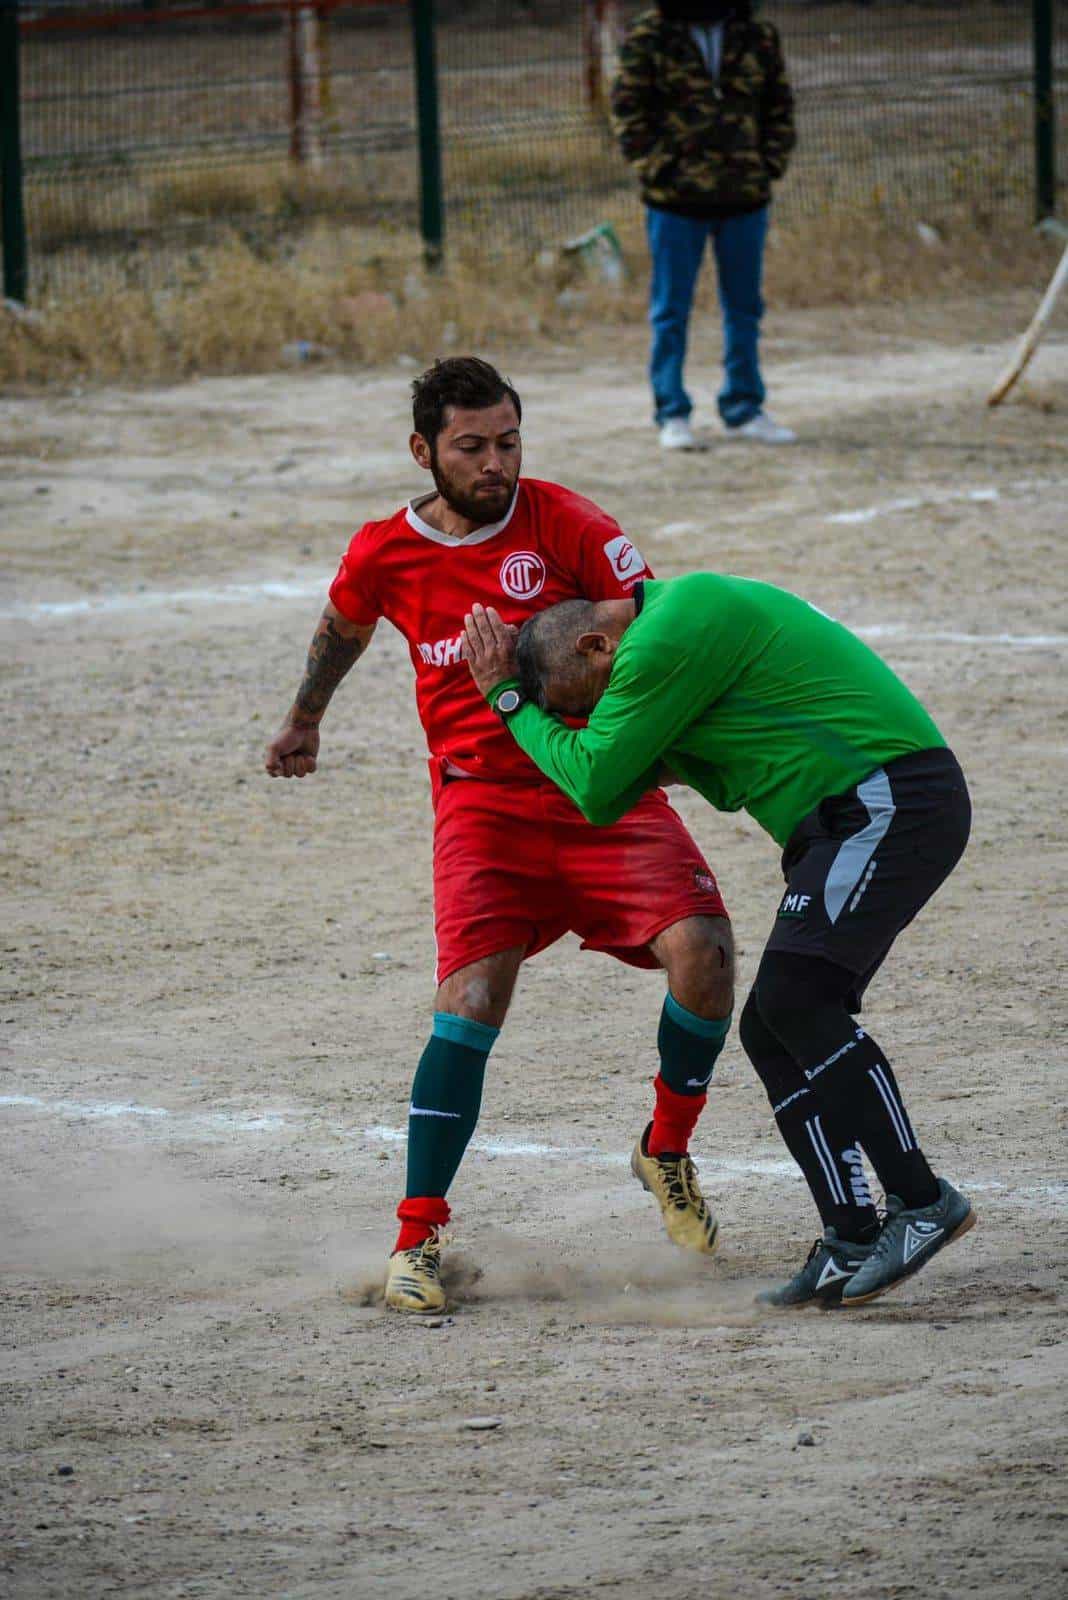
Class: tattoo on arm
293,614,366,722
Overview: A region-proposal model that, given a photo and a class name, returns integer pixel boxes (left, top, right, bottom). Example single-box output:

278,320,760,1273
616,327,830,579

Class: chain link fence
3,0,1066,301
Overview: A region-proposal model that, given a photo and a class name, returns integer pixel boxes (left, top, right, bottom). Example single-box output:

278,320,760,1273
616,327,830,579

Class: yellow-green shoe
630,1123,719,1255
384,1231,447,1314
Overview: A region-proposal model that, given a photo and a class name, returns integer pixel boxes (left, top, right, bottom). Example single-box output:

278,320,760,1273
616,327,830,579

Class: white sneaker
659,417,700,450
725,412,796,444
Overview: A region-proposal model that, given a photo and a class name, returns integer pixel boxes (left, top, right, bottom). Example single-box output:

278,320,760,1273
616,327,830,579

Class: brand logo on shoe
815,1257,855,1290
499,550,546,601
903,1222,944,1263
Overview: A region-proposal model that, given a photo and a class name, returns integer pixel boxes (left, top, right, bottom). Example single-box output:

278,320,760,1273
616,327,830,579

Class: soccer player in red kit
265,358,733,1313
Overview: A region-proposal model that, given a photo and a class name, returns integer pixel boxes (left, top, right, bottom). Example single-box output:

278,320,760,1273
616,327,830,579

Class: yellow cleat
631,1123,720,1255
384,1231,447,1314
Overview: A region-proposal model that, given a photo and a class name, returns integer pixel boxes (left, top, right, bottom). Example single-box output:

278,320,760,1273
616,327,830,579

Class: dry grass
2,209,1062,388
147,161,415,227
26,131,623,256
10,0,1054,391
26,159,416,255
0,226,560,385
444,127,621,196
760,208,1058,310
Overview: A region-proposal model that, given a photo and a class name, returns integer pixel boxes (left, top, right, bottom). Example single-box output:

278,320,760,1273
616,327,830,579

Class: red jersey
328,477,651,782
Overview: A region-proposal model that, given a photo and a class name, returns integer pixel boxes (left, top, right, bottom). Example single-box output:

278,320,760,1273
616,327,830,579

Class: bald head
516,597,636,715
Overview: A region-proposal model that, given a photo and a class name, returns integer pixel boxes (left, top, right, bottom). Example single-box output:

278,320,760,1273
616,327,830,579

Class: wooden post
288,1,323,168
583,0,621,113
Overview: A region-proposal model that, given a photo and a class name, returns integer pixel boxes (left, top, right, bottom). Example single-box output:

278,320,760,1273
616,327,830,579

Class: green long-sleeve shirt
494,574,945,847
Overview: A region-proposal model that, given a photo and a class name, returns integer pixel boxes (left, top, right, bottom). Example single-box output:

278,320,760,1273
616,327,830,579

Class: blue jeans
646,204,768,428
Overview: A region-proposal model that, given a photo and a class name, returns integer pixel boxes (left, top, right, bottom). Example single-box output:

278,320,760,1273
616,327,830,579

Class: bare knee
650,915,735,1019
434,947,524,1029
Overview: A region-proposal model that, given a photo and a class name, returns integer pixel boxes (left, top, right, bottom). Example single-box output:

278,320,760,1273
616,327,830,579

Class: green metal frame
411,0,444,267
1032,0,1056,220
1,0,28,303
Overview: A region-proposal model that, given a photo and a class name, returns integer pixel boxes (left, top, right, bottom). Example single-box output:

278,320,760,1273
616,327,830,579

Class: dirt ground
2,292,1067,1599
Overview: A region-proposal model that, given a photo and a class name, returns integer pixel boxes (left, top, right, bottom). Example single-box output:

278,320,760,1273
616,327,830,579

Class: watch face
497,689,522,714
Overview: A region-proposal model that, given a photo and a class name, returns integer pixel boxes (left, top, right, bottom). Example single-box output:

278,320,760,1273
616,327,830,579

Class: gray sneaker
842,1178,976,1306
724,411,796,444
757,1227,875,1309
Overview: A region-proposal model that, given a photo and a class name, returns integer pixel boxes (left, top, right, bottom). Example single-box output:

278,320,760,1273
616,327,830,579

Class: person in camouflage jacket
611,0,797,447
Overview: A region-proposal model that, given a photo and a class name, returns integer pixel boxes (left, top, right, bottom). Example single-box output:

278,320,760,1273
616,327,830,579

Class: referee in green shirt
463,572,975,1307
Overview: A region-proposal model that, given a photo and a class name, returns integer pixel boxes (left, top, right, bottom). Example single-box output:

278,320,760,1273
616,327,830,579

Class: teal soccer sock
402,1011,498,1207
649,995,731,1156
657,993,731,1096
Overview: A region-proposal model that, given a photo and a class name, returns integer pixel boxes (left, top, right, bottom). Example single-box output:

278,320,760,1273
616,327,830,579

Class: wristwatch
495,687,526,719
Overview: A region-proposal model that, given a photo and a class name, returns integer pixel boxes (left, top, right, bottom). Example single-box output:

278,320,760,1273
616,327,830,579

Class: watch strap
487,677,521,712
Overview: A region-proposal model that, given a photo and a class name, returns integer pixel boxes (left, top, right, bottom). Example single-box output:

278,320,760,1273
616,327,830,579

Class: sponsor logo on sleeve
777,891,811,919
499,550,546,601
603,535,648,585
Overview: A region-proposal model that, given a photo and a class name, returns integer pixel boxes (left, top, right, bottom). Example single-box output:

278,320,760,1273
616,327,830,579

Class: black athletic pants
740,748,971,1229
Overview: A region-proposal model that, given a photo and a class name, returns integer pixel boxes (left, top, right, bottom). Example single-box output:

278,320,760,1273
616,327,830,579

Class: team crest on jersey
603,535,647,585
499,550,546,601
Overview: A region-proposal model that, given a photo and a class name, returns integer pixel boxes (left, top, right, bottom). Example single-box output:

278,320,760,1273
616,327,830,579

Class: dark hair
411,357,522,446
657,1,750,20
516,599,597,710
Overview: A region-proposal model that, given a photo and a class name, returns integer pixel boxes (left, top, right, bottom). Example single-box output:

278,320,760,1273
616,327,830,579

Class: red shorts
431,774,729,985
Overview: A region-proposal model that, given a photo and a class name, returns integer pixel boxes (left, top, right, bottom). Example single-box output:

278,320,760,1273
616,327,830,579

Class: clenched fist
265,721,320,779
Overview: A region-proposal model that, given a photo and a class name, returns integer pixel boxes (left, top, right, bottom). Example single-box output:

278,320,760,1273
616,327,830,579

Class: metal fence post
411,0,443,267
0,0,28,303
1032,0,1056,219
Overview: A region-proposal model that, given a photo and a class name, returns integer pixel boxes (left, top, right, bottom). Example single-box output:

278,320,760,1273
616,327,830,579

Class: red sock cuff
648,1074,707,1157
394,1195,451,1253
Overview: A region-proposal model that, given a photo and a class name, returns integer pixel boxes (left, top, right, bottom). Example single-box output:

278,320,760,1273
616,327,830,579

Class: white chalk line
856,625,1066,648
0,576,326,622
3,1093,1066,1212
4,473,1066,624
0,1093,295,1134
826,477,1068,526
829,488,997,524
1,578,1063,650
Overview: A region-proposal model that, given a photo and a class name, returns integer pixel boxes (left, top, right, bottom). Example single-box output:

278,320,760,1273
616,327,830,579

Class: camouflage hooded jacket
610,8,795,215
